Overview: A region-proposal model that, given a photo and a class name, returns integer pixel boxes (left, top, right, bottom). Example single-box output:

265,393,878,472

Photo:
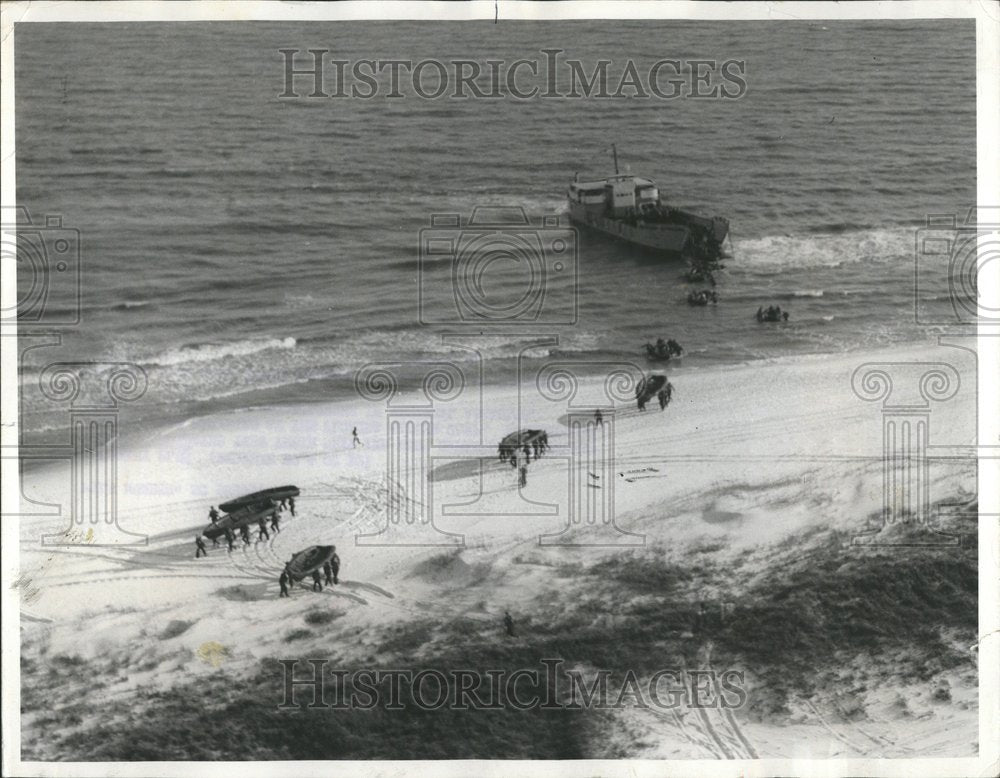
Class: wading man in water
194,536,207,558
323,560,333,586
270,511,280,533
208,506,220,524
279,569,290,598
311,570,323,592
225,528,235,552
289,496,296,516
352,426,363,448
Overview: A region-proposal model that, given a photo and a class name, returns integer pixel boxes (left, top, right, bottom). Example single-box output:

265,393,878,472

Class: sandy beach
16,340,980,760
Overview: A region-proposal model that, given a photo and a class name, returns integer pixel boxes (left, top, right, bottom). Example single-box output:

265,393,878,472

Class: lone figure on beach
504,610,516,637
311,570,323,592
279,569,290,598
330,548,340,585
194,536,207,558
352,426,363,448
657,381,673,410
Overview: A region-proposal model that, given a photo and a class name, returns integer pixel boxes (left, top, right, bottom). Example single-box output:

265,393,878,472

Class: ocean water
14,20,976,439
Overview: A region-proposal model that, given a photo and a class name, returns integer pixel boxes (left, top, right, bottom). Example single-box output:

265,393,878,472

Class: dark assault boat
286,545,336,582
203,501,275,540
219,485,299,514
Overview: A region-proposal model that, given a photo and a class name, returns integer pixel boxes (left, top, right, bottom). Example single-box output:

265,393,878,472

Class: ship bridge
568,174,661,217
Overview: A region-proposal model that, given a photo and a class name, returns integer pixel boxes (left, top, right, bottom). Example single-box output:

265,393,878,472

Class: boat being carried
219,485,299,514
567,145,730,266
203,501,274,540
286,545,336,582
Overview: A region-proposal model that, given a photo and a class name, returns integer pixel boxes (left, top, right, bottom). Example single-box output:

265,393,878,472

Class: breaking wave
148,337,297,367
732,227,912,270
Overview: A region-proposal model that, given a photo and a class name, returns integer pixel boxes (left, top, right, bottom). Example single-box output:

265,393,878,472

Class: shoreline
17,337,977,599
18,335,970,474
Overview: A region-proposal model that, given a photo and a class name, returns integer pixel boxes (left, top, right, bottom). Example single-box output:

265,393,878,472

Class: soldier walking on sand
279,569,290,598
195,536,207,558
330,547,340,585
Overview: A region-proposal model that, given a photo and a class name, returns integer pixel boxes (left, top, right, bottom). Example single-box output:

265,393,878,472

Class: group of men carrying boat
497,428,550,488
756,305,790,322
193,486,344,599
643,337,684,362
196,494,296,555
279,546,340,597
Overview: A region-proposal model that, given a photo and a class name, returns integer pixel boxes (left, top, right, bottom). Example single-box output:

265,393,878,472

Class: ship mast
612,143,619,175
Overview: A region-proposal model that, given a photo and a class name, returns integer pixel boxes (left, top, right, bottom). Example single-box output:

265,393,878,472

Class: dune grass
23,513,978,760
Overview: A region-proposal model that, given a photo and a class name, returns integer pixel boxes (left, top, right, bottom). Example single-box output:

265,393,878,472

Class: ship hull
567,201,728,259
568,202,690,255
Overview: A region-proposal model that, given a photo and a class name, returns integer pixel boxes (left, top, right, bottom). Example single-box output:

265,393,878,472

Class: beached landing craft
567,145,730,264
